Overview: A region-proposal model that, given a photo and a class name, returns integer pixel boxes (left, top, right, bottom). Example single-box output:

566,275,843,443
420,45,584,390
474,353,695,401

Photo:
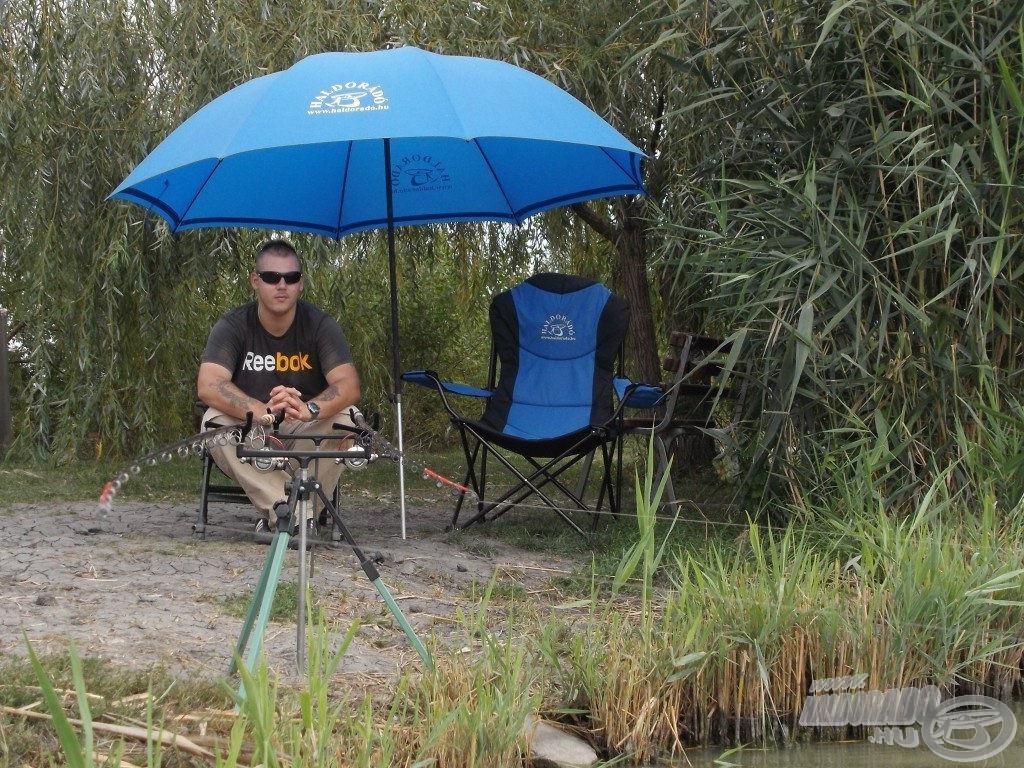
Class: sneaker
253,518,274,544
289,518,318,549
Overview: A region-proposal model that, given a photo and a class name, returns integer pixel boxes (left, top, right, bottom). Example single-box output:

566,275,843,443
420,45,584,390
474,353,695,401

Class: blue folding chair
403,273,661,535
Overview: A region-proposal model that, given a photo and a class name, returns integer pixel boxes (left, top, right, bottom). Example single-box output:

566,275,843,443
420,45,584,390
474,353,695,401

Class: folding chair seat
403,273,660,535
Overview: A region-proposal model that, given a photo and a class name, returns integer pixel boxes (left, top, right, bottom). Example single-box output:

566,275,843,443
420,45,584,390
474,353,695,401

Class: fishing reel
242,426,288,472
335,411,381,470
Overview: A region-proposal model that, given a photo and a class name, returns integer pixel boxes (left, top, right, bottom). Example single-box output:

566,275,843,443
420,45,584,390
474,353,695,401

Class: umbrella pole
384,138,408,540
396,395,407,540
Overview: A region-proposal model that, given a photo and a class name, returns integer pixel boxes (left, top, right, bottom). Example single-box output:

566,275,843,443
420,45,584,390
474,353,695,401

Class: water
669,702,1024,768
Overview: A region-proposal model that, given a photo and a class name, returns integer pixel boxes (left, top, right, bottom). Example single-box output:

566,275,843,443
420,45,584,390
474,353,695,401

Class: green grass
0,652,225,711
0,650,231,767
0,459,201,507
207,581,327,625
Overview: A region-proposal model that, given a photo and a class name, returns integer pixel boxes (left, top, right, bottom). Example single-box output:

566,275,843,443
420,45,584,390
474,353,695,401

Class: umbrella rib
118,185,182,229
513,184,645,221
418,50,471,138
334,142,355,239
176,159,224,232
472,139,522,224
600,146,644,187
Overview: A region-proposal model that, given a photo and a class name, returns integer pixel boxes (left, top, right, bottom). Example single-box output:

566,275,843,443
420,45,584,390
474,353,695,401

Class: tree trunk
0,311,10,456
571,199,659,384
672,432,717,476
615,208,659,384
572,199,717,474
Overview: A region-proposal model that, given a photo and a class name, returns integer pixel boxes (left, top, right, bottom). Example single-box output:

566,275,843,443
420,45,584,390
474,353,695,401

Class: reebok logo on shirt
242,351,313,372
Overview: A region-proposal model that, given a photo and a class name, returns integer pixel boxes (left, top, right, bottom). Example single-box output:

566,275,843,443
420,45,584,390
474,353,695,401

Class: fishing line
347,410,477,500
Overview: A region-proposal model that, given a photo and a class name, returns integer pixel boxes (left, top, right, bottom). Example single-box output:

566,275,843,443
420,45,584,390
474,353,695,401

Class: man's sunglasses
257,270,302,285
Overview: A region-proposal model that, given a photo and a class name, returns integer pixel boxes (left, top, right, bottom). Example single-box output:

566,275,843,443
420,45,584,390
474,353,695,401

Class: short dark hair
255,239,301,270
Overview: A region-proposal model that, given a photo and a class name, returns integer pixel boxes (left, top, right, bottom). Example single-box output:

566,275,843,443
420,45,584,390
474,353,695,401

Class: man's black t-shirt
201,300,352,403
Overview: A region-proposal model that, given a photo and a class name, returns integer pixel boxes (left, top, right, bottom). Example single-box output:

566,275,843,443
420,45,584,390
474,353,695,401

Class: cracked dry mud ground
0,492,571,685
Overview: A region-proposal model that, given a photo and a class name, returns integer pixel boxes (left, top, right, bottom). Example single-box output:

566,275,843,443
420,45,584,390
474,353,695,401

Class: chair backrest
481,273,628,440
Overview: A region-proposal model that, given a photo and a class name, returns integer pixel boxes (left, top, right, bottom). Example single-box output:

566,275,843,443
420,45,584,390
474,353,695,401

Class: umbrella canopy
110,46,645,236
109,46,646,539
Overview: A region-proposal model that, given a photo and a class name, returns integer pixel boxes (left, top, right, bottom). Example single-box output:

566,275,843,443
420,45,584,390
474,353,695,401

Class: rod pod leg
317,485,433,669
229,500,293,698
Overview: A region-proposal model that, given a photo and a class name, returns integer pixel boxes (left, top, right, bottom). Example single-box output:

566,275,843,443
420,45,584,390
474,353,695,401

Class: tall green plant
612,438,675,616
633,0,1024,509
25,636,94,768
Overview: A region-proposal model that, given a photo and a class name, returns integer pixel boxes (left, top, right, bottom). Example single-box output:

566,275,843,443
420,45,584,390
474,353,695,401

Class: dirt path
0,491,571,685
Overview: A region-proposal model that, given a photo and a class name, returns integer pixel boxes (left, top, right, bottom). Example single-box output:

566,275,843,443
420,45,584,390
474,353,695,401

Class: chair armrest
613,377,666,409
402,369,492,398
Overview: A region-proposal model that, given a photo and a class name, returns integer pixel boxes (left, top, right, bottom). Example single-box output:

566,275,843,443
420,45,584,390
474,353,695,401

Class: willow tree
1,0,692,459
633,0,1024,508
0,0,397,457
2,1,190,458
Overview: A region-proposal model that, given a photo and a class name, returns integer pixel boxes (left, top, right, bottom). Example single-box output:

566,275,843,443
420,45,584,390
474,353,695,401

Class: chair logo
308,82,389,115
391,153,452,195
541,314,575,341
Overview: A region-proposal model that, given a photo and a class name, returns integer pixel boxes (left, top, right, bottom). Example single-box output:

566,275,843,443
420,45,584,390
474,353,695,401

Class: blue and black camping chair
403,273,661,535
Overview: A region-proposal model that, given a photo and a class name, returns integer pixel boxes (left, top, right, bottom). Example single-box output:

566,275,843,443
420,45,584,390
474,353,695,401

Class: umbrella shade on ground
109,45,647,538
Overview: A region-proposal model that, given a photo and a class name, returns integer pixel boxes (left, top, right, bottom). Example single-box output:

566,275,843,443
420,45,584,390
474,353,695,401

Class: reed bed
12,474,1024,766
334,627,539,767
534,474,1024,763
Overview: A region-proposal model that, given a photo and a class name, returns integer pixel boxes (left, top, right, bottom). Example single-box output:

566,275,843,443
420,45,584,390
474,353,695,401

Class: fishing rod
98,409,475,514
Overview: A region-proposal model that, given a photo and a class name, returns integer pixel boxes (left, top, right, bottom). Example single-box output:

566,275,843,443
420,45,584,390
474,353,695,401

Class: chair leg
330,484,342,543
457,445,590,536
447,421,615,538
486,455,569,509
576,447,610,532
594,441,616,516
478,441,489,510
194,449,215,539
485,456,589,519
452,436,484,530
575,449,595,505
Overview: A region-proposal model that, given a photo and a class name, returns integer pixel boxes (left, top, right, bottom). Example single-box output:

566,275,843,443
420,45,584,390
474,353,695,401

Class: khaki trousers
202,406,360,524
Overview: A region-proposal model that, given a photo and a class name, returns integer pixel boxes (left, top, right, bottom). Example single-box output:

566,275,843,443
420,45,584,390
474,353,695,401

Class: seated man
197,238,361,542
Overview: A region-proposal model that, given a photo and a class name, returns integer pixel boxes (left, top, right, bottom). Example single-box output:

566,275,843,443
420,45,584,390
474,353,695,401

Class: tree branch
571,202,618,244
3,317,25,346
648,78,666,158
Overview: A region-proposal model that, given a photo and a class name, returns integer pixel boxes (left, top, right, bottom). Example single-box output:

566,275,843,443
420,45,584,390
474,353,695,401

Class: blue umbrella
109,45,646,535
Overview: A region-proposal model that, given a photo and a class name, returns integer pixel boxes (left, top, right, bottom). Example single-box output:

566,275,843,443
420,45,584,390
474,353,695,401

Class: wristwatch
306,400,321,420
